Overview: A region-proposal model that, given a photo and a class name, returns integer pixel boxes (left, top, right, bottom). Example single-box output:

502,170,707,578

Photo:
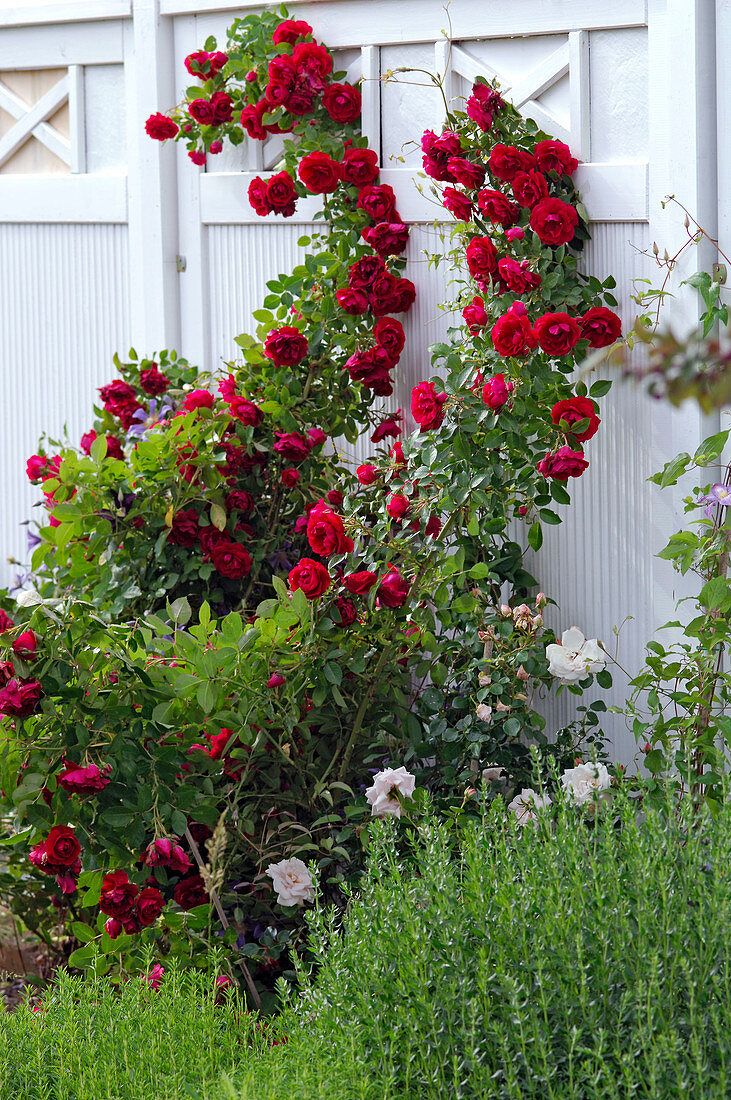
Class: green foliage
234,795,731,1099
0,965,267,1100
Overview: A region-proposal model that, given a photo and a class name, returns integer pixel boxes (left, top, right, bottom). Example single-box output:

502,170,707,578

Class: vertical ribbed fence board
0,223,130,577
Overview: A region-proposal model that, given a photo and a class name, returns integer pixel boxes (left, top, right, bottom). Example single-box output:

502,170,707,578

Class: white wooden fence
0,0,728,762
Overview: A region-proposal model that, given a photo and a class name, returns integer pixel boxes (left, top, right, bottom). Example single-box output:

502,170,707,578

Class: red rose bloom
551,396,601,442
185,50,228,78
368,272,399,316
497,257,542,295
361,222,410,255
272,18,312,44
12,630,37,659
0,678,42,717
411,381,448,431
281,469,300,487
579,307,622,348
489,144,535,182
357,184,398,222
0,610,14,633
307,500,354,557
174,874,208,910
348,255,386,289
421,128,462,181
248,176,271,217
377,570,410,609
466,236,498,288
57,762,110,794
391,277,416,314
229,397,263,426
344,570,378,594
529,197,578,246
425,514,442,538
45,826,81,867
298,151,341,194
390,441,406,469
168,509,200,547
374,317,405,365
136,886,165,927
211,542,252,579
512,170,548,208
344,347,394,396
322,83,361,122
26,455,48,483
189,150,206,166
198,526,227,558
491,310,537,357
264,326,308,367
537,446,589,481
184,389,214,411
463,296,488,334
446,156,485,190
333,597,357,626
356,464,379,485
292,40,332,82
371,412,402,443
534,139,578,176
466,83,504,131
289,558,331,599
476,189,520,226
240,101,268,141
387,493,410,519
534,312,582,356
336,288,369,314
340,147,379,186
266,171,298,216
188,99,214,125
139,365,170,395
145,113,179,141
273,431,311,462
98,871,136,915
482,373,514,410
226,491,255,516
442,188,474,221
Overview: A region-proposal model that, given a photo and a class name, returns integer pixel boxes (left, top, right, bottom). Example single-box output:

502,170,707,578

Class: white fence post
125,0,180,352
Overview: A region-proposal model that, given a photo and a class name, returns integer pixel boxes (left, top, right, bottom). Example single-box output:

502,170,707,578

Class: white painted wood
718,0,731,269
568,30,590,161
174,14,210,368
0,2,131,28
164,0,649,38
124,0,181,350
68,65,86,173
200,164,648,224
0,22,125,67
0,77,73,169
360,45,381,157
0,176,128,222
0,74,71,169
434,37,455,122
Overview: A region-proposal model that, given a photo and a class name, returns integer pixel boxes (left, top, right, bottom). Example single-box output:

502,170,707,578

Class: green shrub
235,793,731,1099
0,965,264,1100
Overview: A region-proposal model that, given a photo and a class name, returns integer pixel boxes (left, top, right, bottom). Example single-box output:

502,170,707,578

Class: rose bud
12,630,38,659
105,918,124,939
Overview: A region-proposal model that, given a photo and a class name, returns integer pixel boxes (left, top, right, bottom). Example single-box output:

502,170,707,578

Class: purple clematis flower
698,484,731,518
126,398,175,439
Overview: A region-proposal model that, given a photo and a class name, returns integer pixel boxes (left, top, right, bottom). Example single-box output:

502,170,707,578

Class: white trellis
0,0,728,764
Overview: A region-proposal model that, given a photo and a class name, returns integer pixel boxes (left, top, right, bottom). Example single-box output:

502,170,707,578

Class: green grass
5,793,731,1099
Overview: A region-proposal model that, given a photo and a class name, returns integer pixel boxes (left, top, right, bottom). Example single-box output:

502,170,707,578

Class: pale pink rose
266,857,315,906
365,766,416,818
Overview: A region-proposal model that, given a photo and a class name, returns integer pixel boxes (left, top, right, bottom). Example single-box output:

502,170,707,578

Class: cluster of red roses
100,837,205,938
407,97,622,487
29,825,81,896
0,612,43,720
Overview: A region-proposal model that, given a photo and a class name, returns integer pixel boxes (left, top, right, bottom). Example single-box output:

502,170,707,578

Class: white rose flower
508,788,552,827
266,857,315,907
365,766,416,818
475,703,492,724
545,627,606,683
560,762,611,808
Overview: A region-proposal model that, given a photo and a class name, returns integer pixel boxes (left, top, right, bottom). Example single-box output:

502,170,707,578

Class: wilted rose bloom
508,788,552,826
266,857,315,906
482,765,506,784
365,766,416,818
545,627,606,682
57,762,110,794
475,703,492,724
560,762,611,808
